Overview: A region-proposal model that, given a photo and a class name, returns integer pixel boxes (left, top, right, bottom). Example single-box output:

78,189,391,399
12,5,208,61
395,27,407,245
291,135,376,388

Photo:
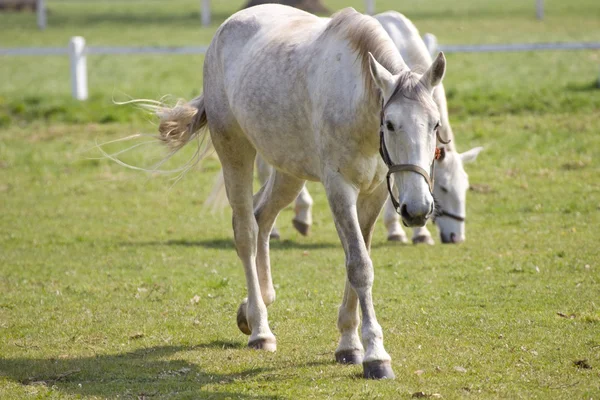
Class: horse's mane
320,8,405,96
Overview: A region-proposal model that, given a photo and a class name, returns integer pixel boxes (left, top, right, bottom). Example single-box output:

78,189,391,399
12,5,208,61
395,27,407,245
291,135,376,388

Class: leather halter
378,83,450,215
434,210,466,223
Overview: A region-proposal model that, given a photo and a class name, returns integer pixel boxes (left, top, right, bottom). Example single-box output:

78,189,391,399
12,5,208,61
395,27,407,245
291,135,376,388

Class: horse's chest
338,154,387,194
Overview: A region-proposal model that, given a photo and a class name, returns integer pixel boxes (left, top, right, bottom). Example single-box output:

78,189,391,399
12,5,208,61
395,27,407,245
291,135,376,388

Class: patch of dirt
561,160,588,170
469,183,494,193
573,359,592,369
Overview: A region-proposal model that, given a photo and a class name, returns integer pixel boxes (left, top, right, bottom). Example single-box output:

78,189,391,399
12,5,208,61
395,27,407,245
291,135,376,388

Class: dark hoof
335,350,363,365
269,227,281,240
248,337,277,352
412,235,434,245
292,219,310,236
363,360,395,379
387,234,408,243
236,300,251,335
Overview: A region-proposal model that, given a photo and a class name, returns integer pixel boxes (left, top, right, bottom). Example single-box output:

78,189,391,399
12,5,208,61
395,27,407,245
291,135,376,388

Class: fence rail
3,41,599,57
1,36,599,100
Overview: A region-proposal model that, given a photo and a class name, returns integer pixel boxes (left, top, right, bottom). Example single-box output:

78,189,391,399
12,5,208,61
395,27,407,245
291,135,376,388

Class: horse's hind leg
213,131,276,351
383,197,408,243
254,169,306,306
292,185,313,236
412,225,435,245
255,156,281,240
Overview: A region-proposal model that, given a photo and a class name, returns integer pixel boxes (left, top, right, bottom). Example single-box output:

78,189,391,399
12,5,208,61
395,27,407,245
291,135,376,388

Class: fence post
536,0,544,20
365,0,375,15
201,0,211,26
37,0,46,30
423,33,438,56
69,37,88,101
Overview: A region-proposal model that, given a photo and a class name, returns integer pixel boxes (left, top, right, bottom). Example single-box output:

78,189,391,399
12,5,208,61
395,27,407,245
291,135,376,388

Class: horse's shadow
120,238,338,251
0,342,281,399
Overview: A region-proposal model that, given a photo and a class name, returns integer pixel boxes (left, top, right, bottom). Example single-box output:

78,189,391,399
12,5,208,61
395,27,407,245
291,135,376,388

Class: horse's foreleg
383,196,408,243
336,279,363,364
292,184,313,236
254,170,306,306
325,176,394,379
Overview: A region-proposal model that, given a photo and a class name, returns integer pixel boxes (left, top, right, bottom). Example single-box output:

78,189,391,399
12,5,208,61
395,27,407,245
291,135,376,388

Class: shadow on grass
565,81,600,92
120,238,338,250
0,344,281,399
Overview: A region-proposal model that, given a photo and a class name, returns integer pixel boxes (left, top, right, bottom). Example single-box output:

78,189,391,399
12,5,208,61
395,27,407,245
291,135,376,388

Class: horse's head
368,52,446,227
433,147,483,243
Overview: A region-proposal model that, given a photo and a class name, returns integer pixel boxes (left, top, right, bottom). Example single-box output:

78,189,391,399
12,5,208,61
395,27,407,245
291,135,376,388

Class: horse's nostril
400,204,410,219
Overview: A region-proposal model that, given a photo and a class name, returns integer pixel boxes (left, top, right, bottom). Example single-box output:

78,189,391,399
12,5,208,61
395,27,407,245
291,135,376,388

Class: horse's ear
368,52,395,98
460,146,484,164
421,52,446,92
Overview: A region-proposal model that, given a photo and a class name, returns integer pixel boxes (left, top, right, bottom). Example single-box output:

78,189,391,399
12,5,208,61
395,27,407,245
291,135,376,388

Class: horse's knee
346,257,374,291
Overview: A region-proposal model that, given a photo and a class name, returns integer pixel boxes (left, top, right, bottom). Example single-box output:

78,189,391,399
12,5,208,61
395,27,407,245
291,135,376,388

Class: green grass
1,0,600,399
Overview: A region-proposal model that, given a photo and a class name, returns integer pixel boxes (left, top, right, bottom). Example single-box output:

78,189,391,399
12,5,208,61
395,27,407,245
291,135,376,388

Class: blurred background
1,0,599,126
1,3,599,398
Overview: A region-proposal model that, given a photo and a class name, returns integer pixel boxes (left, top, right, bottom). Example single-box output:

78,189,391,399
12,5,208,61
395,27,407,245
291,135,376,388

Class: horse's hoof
335,349,363,365
248,337,277,352
413,235,434,245
236,299,251,335
292,219,311,236
269,227,281,240
387,234,408,243
363,360,395,380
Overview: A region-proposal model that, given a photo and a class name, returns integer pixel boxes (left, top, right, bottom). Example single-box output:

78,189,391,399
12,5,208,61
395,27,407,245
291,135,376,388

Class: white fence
1,36,599,100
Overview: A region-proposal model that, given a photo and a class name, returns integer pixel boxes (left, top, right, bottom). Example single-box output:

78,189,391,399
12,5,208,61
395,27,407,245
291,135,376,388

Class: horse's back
209,5,322,66
375,11,432,71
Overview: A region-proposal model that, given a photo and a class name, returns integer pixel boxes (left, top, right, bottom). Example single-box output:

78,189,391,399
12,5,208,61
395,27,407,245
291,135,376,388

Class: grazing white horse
257,11,483,244
144,5,447,379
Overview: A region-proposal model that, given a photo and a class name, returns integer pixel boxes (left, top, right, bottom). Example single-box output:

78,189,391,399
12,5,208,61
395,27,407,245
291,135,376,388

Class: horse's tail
152,95,208,152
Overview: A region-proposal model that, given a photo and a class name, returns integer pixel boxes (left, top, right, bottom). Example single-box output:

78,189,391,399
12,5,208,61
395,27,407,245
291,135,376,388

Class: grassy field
1,0,600,399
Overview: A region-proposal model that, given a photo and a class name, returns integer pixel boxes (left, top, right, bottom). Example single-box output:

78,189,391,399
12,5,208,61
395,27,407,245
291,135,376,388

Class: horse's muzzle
441,232,464,244
400,203,433,227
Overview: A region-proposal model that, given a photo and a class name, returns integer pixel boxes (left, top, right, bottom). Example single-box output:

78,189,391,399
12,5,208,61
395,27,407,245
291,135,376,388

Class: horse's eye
386,121,394,131
440,186,449,193
434,121,441,131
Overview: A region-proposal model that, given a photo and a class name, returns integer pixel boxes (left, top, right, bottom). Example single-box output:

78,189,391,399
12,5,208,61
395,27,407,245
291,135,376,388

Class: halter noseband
378,83,450,215
433,210,466,223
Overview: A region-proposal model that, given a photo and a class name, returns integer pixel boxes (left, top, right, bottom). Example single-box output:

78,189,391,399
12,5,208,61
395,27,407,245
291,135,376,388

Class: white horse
144,5,447,379
257,11,483,244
